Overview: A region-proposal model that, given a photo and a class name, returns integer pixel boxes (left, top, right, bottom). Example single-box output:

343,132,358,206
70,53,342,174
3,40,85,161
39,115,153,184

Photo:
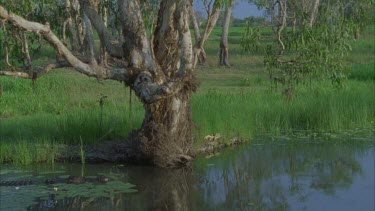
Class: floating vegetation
0,167,137,211
0,180,137,210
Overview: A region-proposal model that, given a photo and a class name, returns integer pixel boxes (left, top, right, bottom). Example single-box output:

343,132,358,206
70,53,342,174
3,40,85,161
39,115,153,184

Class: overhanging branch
0,63,68,79
0,5,128,82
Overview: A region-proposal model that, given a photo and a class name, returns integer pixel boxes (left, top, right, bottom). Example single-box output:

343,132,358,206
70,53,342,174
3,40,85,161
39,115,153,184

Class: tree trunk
191,9,207,66
131,91,194,167
276,0,287,55
63,0,78,50
219,0,235,67
71,0,83,48
0,0,199,168
21,32,32,68
354,27,360,40
123,0,197,167
99,0,108,67
308,0,320,28
191,0,221,67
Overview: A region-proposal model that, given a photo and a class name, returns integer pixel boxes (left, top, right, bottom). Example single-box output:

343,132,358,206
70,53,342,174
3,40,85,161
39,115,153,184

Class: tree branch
84,6,124,58
0,5,128,82
133,72,186,104
118,0,159,77
0,63,68,79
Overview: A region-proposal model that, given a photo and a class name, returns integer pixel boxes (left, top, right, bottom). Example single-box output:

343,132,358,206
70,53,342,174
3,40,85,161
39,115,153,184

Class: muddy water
1,141,374,211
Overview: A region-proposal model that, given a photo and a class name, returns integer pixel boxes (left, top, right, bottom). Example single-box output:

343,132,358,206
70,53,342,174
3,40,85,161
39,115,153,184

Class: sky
193,1,264,19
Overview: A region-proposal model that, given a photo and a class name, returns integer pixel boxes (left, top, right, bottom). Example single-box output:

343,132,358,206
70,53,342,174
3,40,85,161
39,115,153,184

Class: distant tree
341,0,375,39
243,16,266,25
191,0,223,65
219,0,236,66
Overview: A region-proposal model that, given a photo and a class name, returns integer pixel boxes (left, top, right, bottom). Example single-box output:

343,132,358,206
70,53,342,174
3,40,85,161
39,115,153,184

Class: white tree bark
0,0,197,167
220,0,235,67
191,0,221,66
0,6,127,81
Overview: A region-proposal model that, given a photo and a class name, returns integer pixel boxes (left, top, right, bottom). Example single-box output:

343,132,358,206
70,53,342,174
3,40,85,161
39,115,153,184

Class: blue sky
193,1,264,19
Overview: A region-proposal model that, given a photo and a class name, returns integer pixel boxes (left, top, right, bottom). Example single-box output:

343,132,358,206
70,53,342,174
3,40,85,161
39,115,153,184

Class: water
1,141,374,211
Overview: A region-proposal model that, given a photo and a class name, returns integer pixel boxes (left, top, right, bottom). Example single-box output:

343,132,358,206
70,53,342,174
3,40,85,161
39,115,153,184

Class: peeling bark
130,0,197,167
0,0,197,168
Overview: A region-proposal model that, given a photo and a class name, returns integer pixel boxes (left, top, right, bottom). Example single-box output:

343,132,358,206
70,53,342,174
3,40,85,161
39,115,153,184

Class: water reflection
192,142,374,211
1,142,374,211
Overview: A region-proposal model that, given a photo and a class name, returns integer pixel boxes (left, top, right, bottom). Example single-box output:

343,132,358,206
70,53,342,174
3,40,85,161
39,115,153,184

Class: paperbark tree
191,0,222,66
219,0,235,67
0,0,199,167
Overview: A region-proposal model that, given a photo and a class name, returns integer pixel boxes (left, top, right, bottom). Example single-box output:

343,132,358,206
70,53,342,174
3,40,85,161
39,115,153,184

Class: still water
1,141,374,211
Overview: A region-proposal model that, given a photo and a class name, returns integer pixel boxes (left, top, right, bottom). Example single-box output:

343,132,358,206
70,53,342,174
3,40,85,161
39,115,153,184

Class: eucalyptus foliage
240,21,261,53
242,0,374,97
0,0,66,66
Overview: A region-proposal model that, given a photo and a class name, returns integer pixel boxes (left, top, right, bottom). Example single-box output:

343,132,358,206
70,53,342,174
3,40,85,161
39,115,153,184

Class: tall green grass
1,77,373,163
0,25,374,164
349,63,375,81
192,81,375,145
0,138,61,165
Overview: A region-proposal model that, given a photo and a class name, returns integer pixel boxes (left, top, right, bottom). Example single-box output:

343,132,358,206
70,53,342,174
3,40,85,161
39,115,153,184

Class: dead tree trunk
219,0,235,67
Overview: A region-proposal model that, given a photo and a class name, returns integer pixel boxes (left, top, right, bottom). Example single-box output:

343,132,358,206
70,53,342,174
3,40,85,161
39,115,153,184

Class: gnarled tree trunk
219,0,235,67
131,91,195,167
0,0,199,168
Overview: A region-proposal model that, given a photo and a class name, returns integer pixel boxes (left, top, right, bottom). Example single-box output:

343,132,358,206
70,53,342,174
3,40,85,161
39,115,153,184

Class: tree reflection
192,143,368,210
26,143,371,210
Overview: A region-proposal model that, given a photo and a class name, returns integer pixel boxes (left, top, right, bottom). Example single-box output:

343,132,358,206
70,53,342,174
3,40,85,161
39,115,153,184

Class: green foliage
263,1,359,96
0,0,66,69
241,21,261,53
242,0,374,97
193,82,375,145
342,0,375,32
0,19,374,164
0,178,136,210
140,0,160,34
